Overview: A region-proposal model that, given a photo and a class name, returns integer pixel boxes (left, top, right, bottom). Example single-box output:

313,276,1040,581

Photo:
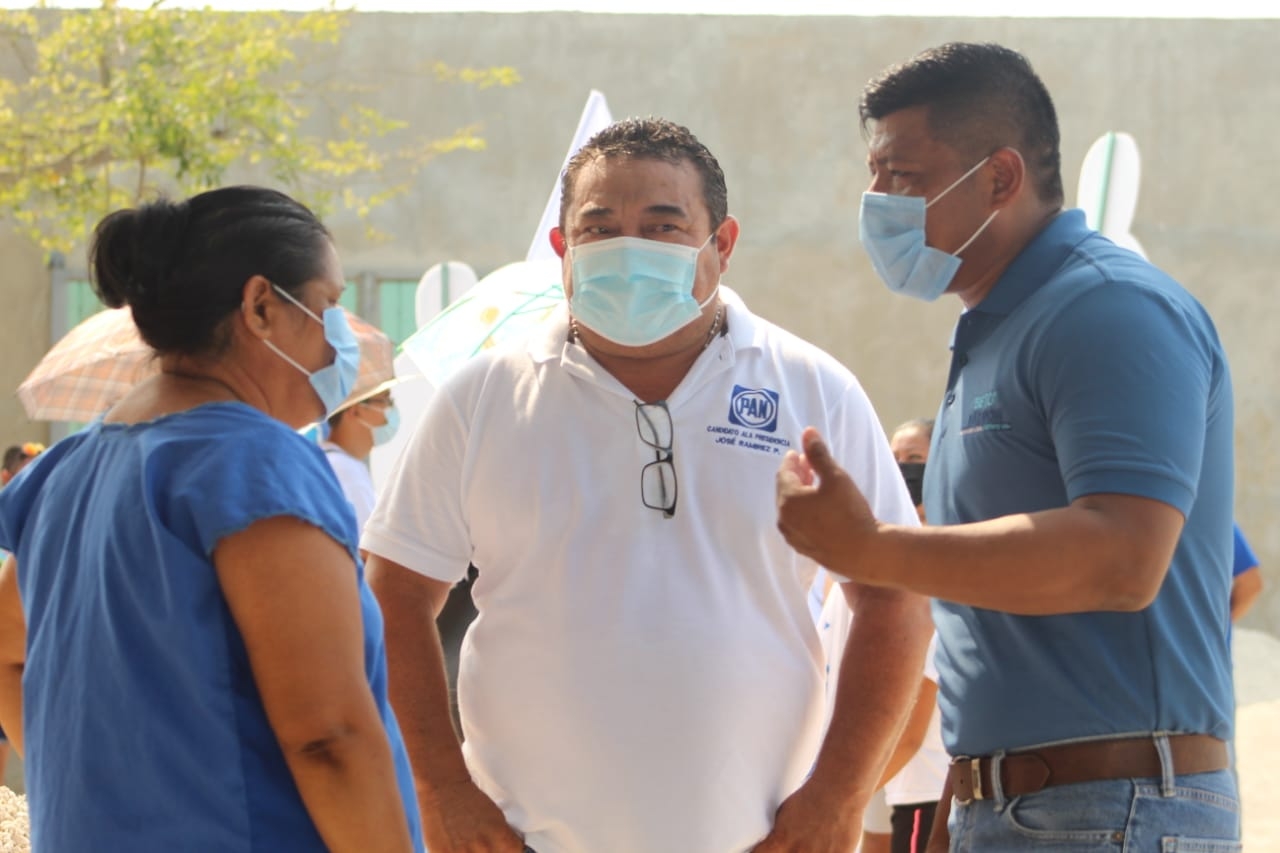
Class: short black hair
2,446,27,475
860,43,1063,207
91,186,331,356
559,117,727,233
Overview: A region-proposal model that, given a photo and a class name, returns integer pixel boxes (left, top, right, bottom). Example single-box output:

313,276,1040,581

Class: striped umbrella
17,308,152,423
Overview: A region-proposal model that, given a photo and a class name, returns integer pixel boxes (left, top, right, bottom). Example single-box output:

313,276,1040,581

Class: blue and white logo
728,385,780,432
961,389,1011,435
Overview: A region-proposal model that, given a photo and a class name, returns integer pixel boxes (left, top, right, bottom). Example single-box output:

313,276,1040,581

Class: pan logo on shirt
728,385,779,432
707,385,791,456
961,390,1012,435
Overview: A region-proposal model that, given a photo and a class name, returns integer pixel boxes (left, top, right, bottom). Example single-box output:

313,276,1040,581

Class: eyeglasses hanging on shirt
635,400,677,518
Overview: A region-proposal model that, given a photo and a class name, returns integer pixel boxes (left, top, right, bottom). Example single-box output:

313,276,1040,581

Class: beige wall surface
1,12,1277,632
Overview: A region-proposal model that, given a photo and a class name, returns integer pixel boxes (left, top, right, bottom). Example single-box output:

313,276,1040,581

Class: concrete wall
2,12,1277,633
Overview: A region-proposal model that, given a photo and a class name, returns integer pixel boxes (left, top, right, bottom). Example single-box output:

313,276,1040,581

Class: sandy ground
1234,628,1280,851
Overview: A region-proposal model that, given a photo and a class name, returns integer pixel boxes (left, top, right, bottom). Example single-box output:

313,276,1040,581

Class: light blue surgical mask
859,157,998,302
263,285,361,416
569,233,717,347
371,405,399,446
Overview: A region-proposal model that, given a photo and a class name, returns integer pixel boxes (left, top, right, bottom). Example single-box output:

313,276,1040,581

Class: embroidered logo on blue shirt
728,385,779,432
961,390,1012,435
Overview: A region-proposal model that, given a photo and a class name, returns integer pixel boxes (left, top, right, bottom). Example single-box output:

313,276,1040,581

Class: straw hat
330,311,411,418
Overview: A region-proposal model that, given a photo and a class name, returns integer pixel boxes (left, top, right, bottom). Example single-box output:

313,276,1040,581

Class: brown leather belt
948,734,1228,805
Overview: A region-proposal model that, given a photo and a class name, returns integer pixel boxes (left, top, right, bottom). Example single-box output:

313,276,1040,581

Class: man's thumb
801,427,838,478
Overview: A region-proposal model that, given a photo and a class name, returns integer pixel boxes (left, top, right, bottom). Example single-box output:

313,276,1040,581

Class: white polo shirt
363,287,918,853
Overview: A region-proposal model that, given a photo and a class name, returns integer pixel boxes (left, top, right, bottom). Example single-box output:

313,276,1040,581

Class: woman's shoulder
156,404,330,478
157,400,302,435
140,403,319,460
148,406,357,558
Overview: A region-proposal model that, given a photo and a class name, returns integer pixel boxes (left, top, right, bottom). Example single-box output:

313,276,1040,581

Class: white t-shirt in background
322,443,376,534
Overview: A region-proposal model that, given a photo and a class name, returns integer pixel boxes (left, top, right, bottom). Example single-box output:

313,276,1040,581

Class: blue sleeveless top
0,403,423,852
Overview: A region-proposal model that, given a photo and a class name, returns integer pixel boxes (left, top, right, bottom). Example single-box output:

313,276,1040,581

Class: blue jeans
948,740,1240,851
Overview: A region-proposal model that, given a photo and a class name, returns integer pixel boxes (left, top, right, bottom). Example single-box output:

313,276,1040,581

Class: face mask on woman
262,284,361,416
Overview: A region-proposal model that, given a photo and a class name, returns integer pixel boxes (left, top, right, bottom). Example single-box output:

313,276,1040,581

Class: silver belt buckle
952,755,986,805
970,756,986,801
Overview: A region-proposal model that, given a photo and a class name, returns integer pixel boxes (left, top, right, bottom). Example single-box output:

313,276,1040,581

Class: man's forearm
392,615,472,796
877,677,936,788
367,560,472,797
844,495,1184,615
811,585,932,803
371,558,529,852
1230,567,1263,622
0,557,24,755
0,664,22,756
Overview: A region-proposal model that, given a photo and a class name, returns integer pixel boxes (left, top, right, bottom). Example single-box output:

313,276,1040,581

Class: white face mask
261,285,362,415
858,157,998,302
361,403,400,446
568,233,717,347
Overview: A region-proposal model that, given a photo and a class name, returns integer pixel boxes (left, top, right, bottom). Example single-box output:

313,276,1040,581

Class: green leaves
0,2,520,253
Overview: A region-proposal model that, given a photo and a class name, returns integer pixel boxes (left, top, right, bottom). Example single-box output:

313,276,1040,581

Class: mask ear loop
260,282,340,378
698,226,723,306
954,210,999,256
262,339,314,378
922,156,999,257
925,156,992,209
271,283,325,325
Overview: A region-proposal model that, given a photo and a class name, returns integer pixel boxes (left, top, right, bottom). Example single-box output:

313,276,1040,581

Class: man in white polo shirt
363,117,932,853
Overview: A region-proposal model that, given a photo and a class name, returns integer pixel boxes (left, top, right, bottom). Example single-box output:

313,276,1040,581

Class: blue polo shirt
925,209,1235,756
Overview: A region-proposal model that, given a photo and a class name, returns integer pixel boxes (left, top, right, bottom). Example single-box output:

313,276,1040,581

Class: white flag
525,90,614,262
1076,131,1146,259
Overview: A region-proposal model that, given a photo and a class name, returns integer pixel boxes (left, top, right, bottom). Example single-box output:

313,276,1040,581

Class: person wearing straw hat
321,326,403,534
323,386,399,533
0,186,422,852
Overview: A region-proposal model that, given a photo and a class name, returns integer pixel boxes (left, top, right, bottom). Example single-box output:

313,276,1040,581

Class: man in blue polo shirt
775,42,1237,851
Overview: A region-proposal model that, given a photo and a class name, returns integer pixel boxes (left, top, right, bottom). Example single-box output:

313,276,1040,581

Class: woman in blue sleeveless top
0,187,424,852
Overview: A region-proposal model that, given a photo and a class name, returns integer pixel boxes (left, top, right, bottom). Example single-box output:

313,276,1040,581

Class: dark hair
559,117,728,233
90,186,331,355
2,446,26,475
860,43,1063,207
